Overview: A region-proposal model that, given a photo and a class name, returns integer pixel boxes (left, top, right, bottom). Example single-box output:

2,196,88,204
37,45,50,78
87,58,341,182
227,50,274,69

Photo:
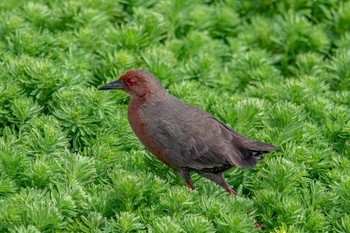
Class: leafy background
0,0,350,232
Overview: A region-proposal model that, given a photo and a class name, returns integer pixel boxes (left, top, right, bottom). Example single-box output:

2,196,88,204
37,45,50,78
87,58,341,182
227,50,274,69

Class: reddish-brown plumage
99,69,278,194
128,97,172,168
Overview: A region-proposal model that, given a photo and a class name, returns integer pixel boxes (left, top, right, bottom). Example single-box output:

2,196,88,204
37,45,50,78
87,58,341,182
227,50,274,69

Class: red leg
179,170,195,190
221,176,236,195
186,179,195,190
197,171,236,195
225,187,237,195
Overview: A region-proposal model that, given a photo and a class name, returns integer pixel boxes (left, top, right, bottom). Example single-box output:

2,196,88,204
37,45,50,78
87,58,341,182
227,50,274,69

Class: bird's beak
98,80,123,90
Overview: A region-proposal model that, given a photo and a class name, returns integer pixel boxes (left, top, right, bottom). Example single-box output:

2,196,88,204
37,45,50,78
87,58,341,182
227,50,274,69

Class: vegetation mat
0,0,350,232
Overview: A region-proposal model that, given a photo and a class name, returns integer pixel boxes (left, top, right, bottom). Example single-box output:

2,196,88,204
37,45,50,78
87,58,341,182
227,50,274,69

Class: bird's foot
247,211,264,231
186,180,195,190
255,223,264,231
226,187,237,195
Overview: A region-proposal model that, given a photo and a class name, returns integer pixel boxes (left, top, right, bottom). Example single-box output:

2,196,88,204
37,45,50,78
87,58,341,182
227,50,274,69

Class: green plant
1,0,349,232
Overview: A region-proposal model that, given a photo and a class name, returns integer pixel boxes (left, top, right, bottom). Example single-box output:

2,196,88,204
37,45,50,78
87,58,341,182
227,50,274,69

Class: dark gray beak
98,80,123,90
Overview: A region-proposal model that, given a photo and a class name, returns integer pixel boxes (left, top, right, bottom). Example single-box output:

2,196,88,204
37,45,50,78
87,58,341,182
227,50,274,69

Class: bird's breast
127,99,173,168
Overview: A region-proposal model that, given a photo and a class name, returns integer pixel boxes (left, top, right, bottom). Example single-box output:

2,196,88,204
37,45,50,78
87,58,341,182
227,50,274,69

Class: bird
99,69,277,194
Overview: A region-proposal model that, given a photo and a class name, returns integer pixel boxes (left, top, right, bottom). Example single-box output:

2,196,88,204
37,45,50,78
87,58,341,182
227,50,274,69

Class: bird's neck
127,91,169,131
131,90,169,105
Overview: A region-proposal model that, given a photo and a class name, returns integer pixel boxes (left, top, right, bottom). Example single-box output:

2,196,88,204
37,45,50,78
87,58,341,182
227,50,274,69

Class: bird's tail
248,141,278,160
232,139,278,168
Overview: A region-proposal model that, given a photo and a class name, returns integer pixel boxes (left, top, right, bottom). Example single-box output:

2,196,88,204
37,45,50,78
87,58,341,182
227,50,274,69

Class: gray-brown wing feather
143,97,276,171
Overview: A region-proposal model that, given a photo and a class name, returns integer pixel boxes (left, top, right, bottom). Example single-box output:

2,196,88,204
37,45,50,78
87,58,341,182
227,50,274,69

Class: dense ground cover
0,0,350,232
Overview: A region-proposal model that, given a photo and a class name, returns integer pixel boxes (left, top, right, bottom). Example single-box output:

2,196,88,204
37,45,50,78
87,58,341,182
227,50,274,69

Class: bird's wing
143,98,276,171
175,112,260,170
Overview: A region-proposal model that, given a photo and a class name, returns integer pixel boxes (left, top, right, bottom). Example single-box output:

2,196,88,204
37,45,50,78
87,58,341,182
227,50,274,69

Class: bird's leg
197,171,236,195
179,169,195,190
223,180,237,195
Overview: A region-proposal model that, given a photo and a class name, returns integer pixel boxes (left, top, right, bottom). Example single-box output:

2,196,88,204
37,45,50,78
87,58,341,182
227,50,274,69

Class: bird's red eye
126,78,136,86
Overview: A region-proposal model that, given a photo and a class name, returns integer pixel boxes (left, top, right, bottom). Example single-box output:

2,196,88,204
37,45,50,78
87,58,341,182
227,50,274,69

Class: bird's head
98,69,165,98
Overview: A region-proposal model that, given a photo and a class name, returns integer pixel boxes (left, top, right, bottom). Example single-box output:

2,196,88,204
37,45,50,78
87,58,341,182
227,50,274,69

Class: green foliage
1,0,350,232
10,97,42,126
21,115,69,157
109,211,145,232
182,214,215,233
327,49,350,90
